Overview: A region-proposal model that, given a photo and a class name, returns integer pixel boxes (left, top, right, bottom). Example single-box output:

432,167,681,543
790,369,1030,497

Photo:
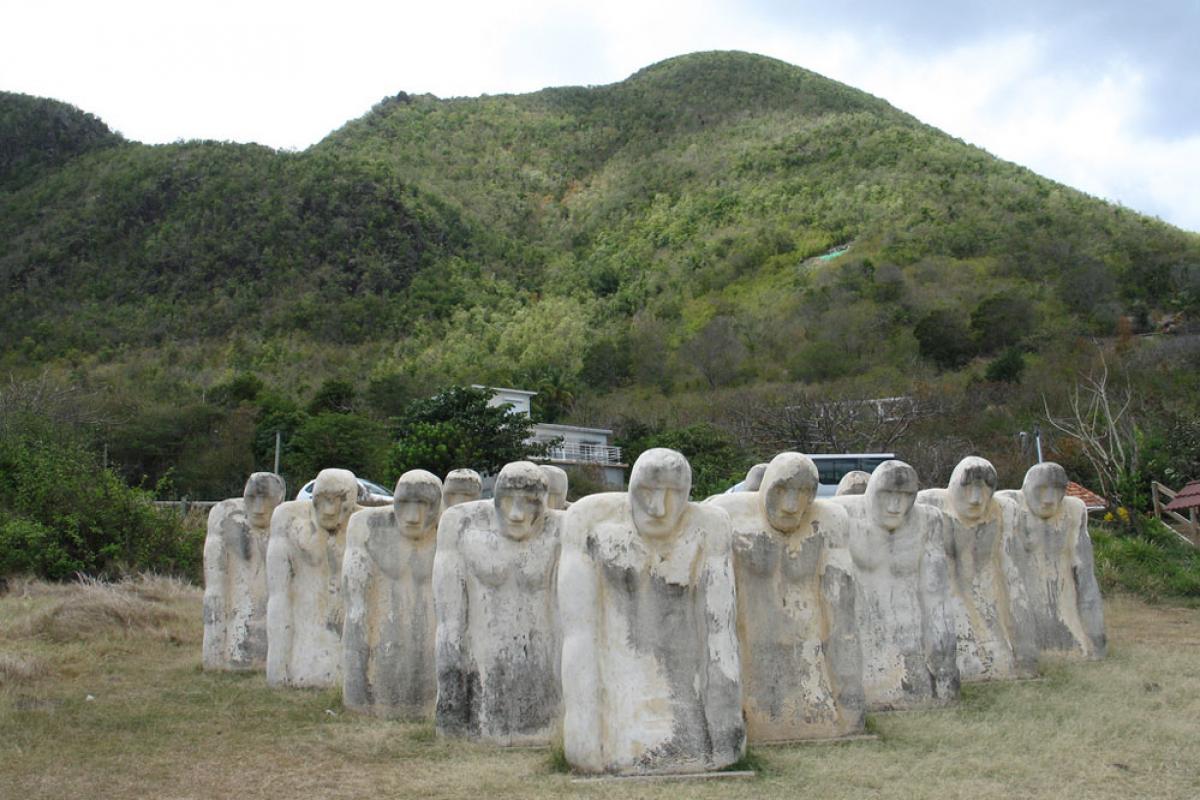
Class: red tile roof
1164,480,1200,513
1066,481,1107,511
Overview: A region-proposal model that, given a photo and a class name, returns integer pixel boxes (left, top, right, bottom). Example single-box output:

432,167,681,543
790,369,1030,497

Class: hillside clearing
1,577,1198,799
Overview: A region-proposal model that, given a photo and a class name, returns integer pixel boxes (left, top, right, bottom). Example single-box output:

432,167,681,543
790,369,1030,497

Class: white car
295,477,393,506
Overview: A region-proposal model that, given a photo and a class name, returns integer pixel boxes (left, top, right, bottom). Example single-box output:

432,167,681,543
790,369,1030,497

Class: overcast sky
4,0,1198,232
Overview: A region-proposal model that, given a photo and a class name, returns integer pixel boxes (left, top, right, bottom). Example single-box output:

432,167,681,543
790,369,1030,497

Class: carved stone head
312,468,358,535
393,470,443,540
629,448,691,541
1021,462,1069,520
493,461,548,542
442,468,482,509
865,460,919,532
539,465,570,510
948,456,998,525
244,472,286,530
758,452,819,534
744,463,770,492
835,470,871,496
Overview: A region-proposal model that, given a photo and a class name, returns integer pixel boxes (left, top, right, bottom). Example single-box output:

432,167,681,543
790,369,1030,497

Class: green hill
2,51,1199,496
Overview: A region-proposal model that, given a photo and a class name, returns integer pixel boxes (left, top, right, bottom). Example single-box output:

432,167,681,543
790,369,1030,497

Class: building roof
1066,481,1107,512
533,422,615,436
1164,480,1200,513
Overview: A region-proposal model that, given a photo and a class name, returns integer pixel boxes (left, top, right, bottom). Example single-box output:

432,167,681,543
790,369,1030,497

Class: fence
1150,482,1199,548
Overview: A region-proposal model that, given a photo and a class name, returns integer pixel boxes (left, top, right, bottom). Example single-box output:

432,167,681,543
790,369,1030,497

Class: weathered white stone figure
833,460,959,710
433,461,562,744
202,472,285,671
835,470,871,496
266,468,359,688
541,465,570,510
743,463,769,492
442,468,482,510
342,470,442,718
917,458,1036,681
998,463,1106,659
559,448,744,775
708,453,864,742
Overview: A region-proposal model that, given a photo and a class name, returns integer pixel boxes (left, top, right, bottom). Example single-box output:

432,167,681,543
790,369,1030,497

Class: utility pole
274,430,281,475
1034,424,1044,464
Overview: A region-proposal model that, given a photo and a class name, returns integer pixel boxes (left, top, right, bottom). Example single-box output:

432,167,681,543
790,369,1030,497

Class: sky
4,0,1198,232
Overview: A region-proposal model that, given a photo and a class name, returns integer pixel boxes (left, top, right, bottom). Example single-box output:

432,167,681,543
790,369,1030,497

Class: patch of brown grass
0,586,1197,800
0,652,48,686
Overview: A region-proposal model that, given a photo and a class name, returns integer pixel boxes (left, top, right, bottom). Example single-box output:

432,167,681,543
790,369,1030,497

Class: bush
1092,519,1200,600
0,434,202,581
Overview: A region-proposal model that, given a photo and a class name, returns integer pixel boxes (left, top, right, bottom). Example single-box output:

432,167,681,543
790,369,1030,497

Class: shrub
0,434,202,581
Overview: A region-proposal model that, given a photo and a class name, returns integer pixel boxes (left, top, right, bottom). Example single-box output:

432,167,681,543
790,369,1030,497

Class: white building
480,387,627,489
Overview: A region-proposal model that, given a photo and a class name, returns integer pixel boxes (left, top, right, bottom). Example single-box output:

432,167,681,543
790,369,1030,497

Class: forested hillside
2,51,1199,501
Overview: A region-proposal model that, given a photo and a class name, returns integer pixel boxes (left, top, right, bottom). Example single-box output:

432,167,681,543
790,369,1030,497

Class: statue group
204,448,1105,776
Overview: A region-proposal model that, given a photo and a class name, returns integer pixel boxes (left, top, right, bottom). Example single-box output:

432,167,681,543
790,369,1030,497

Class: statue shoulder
916,488,947,509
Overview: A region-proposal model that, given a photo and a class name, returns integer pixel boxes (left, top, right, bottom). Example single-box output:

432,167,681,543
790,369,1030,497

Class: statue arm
998,502,1038,674
558,507,603,771
265,516,293,686
701,520,745,763
820,534,865,729
340,526,372,709
201,507,227,669
920,513,960,700
433,508,472,735
1072,509,1107,659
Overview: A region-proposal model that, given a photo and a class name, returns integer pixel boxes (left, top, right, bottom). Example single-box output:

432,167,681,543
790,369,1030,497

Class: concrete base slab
571,770,756,784
758,733,880,747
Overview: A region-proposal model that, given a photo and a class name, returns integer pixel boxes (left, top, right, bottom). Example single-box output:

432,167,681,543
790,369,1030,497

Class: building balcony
533,438,625,467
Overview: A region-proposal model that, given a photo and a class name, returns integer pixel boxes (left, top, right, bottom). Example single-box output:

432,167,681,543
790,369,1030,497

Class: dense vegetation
2,51,1200,517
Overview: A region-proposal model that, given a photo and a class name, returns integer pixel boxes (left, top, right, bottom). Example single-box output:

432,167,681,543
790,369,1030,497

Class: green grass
1093,519,1200,603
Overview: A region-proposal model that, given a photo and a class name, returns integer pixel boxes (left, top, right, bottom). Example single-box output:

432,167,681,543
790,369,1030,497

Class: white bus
811,453,895,496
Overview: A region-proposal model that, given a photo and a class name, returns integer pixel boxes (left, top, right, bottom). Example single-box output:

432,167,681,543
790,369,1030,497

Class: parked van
811,453,895,496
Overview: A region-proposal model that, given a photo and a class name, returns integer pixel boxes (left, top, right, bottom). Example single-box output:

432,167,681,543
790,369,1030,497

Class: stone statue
266,468,359,688
433,461,562,744
832,460,959,710
743,463,769,492
559,448,744,775
541,464,570,510
342,470,442,718
442,468,482,510
997,463,1106,660
708,453,864,742
917,458,1036,681
835,470,871,496
202,472,285,671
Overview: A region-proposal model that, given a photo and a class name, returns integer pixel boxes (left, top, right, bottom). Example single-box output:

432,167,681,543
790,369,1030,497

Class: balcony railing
534,439,624,466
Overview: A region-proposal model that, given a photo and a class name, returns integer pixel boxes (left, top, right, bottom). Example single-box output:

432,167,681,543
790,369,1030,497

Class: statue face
763,475,815,533
631,477,688,539
244,490,280,530
950,479,993,524
866,461,918,532
393,488,437,539
496,489,545,541
1025,477,1066,519
313,489,352,533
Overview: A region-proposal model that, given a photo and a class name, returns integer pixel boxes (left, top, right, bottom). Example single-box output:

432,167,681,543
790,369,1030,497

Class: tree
307,378,358,415
681,316,748,389
287,412,389,483
914,309,976,370
618,422,750,499
970,293,1034,354
1043,346,1143,511
388,386,549,478
985,347,1026,383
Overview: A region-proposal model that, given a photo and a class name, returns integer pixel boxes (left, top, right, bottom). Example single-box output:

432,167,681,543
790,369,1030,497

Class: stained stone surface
442,468,482,510
266,468,359,688
708,452,864,742
917,458,1036,681
833,460,959,710
835,471,871,496
541,464,570,510
202,472,285,671
433,461,563,745
997,463,1107,660
559,448,744,775
342,470,442,718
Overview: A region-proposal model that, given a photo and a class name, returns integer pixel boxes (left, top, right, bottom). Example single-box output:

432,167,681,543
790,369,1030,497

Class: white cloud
2,0,1196,231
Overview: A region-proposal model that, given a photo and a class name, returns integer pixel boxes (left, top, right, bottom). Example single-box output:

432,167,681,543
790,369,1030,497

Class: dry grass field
1,576,1198,800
